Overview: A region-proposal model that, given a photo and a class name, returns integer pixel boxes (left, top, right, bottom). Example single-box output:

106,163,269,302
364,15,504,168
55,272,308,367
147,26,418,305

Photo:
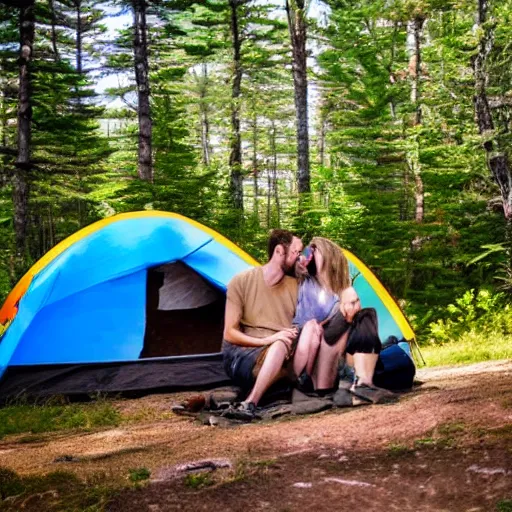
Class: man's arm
223,298,297,349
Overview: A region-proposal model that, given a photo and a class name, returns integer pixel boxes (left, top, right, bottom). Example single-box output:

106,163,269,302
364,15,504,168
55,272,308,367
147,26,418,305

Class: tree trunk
407,16,425,223
48,0,60,61
74,0,84,225
266,161,271,228
408,17,423,125
229,0,243,211
0,78,8,189
199,62,211,167
75,0,82,74
400,159,410,221
319,110,326,168
286,0,310,195
270,120,280,227
132,0,152,182
388,21,398,119
251,103,258,216
14,0,34,260
472,0,512,218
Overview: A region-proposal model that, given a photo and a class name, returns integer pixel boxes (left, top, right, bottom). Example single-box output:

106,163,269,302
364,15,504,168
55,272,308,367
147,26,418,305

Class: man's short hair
268,229,294,260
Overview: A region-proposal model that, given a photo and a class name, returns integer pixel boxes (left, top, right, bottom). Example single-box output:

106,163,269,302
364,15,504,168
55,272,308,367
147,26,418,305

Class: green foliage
421,332,512,366
0,400,121,440
418,288,512,365
422,289,512,345
497,500,512,512
183,471,214,489
128,467,151,483
1,0,512,349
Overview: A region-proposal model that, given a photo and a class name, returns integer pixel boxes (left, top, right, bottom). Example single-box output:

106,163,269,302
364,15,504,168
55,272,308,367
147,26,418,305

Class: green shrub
128,467,151,483
183,472,214,489
422,289,512,345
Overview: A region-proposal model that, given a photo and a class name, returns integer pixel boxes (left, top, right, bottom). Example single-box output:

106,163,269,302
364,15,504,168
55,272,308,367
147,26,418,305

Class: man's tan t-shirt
227,267,298,339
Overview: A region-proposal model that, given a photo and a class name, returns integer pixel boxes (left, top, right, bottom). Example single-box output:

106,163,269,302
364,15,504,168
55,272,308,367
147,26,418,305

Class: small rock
53,455,80,463
151,459,232,483
323,477,376,488
293,482,313,488
207,415,232,428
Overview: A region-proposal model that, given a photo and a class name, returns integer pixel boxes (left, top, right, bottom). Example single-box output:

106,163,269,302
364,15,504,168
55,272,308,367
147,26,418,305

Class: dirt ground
1,360,512,511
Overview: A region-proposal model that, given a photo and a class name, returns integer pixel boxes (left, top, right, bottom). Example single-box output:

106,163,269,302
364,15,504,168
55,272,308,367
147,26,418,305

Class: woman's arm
339,286,361,323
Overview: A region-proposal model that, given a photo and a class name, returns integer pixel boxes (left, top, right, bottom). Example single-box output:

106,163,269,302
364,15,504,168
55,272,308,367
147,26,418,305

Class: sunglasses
301,245,316,263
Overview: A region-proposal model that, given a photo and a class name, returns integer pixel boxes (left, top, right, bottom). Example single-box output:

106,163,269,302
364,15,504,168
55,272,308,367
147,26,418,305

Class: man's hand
265,328,298,353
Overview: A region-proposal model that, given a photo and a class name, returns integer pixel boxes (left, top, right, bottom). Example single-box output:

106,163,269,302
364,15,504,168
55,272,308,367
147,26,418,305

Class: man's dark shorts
323,308,382,355
222,340,268,391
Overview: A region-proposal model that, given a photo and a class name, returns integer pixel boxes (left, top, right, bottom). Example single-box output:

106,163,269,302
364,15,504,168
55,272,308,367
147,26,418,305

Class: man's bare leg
245,341,289,406
312,332,349,390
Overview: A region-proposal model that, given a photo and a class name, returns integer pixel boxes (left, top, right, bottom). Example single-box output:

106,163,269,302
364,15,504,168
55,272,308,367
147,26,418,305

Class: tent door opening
140,262,226,358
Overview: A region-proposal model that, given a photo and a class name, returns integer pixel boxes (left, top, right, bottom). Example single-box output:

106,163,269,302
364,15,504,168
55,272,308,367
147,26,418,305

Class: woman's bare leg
311,331,349,390
351,352,379,387
306,326,322,376
292,320,320,378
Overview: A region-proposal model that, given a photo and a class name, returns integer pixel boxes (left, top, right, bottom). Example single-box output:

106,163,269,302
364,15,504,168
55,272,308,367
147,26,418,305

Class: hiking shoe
349,384,398,404
333,387,354,408
296,372,314,394
221,401,261,422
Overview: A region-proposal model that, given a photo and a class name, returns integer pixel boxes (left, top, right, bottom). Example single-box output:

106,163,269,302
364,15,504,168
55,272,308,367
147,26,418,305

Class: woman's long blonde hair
310,237,350,296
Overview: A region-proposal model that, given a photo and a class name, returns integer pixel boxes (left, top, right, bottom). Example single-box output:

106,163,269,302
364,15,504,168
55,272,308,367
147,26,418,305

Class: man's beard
283,262,297,277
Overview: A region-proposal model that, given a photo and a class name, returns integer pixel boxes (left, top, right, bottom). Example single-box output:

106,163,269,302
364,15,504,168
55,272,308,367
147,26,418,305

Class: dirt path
1,361,511,511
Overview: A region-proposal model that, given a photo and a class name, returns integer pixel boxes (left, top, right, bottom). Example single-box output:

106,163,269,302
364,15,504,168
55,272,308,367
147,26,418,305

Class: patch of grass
128,467,151,483
414,437,439,447
120,402,175,424
0,466,120,511
0,400,121,439
414,422,467,449
421,331,512,367
227,460,249,483
387,443,414,456
0,467,24,500
497,500,512,512
183,472,214,489
488,424,512,442
438,422,465,435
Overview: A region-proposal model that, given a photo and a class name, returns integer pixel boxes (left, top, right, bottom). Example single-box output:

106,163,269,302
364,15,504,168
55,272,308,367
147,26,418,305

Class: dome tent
0,212,414,400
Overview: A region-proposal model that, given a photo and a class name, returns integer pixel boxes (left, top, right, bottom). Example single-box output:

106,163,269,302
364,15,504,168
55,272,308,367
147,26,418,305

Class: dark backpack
373,340,416,391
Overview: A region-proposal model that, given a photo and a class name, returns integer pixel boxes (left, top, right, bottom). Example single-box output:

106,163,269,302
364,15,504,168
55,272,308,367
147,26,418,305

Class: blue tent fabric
0,215,254,380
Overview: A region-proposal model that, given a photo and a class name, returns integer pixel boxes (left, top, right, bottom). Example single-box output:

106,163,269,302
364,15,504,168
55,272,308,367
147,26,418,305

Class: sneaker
221,401,261,422
296,371,314,393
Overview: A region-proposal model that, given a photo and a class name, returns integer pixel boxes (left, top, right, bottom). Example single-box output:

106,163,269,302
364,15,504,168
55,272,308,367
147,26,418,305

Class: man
222,229,303,417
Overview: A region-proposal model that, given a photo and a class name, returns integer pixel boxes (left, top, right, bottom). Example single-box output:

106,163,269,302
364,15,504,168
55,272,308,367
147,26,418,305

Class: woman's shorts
323,308,382,355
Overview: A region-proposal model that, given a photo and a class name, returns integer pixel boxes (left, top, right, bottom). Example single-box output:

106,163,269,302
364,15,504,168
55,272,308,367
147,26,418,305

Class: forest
1,0,512,348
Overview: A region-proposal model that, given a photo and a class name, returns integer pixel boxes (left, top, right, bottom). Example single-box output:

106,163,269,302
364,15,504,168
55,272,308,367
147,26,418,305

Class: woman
292,237,382,394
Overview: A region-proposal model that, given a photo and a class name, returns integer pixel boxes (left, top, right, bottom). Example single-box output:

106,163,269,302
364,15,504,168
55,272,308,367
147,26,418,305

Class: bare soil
1,360,512,511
